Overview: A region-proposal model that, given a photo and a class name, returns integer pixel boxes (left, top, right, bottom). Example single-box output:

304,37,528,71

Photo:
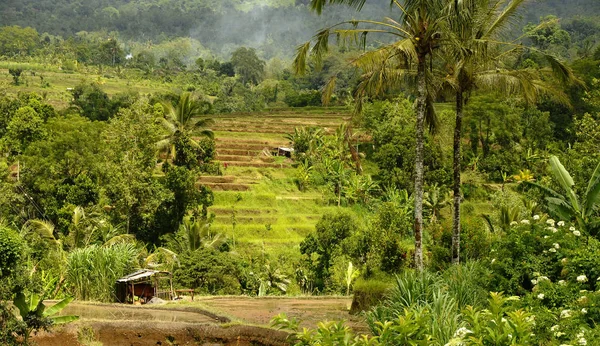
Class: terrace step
214,216,279,224
216,149,263,156
215,155,274,163
197,176,236,184
220,161,291,168
212,127,335,134
215,138,285,145
201,183,252,191
209,208,278,215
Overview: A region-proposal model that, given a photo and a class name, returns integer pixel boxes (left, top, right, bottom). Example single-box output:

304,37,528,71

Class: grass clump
349,278,392,315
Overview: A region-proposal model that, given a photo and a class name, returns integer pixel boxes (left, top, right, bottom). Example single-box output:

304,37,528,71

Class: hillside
0,0,392,59
203,108,354,254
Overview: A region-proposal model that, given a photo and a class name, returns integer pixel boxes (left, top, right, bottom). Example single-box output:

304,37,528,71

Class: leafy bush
298,211,358,292
284,90,321,107
489,215,589,295
0,303,27,346
173,248,242,295
349,278,391,315
0,226,23,279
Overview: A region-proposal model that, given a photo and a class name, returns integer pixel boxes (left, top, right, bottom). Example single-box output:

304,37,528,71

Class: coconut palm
157,92,214,161
296,0,447,270
443,0,576,264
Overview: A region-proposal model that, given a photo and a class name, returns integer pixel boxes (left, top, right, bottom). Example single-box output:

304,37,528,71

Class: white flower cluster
453,327,472,338
560,309,572,318
521,219,530,225
577,275,588,283
576,331,587,345
547,219,556,226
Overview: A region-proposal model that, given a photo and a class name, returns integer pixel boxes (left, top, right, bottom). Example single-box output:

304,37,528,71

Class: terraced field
199,108,352,252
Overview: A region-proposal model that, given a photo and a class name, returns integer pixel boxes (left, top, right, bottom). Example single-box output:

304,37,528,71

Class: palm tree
444,0,576,264
296,0,447,270
157,92,214,161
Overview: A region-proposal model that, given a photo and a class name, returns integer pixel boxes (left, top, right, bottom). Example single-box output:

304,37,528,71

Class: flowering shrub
489,215,589,295
488,214,600,344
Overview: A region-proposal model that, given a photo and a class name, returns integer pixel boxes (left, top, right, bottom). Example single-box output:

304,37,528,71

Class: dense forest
2,0,600,345
0,0,598,58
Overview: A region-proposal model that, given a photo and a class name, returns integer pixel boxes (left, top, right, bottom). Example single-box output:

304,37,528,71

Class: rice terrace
2,0,600,345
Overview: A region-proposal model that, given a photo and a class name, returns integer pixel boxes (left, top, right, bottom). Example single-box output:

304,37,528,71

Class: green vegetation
1,0,600,343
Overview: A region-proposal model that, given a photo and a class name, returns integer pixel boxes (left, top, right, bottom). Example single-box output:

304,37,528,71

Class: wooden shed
274,147,294,158
115,269,174,304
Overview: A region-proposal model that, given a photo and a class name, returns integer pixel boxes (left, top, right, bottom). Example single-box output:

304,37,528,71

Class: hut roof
117,269,162,283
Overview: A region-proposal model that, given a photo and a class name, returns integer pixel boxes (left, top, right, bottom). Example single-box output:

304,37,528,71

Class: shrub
350,278,392,315
0,226,23,279
173,248,242,295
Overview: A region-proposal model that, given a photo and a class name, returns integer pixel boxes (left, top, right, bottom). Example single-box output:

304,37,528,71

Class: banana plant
345,262,360,296
13,291,79,343
527,155,600,235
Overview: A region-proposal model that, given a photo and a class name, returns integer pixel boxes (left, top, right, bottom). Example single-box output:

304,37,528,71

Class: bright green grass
0,64,175,108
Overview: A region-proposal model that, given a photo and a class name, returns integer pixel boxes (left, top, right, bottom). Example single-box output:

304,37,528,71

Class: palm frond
23,219,58,245
309,0,368,14
103,234,136,247
293,41,311,75
72,206,85,225
483,0,527,39
544,54,580,87
322,76,337,106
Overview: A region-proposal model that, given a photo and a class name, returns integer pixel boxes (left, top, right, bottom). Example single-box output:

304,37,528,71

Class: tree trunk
414,58,427,271
452,91,464,265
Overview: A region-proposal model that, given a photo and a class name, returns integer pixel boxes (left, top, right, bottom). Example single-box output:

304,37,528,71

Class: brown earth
34,322,289,346
32,297,363,346
197,297,366,332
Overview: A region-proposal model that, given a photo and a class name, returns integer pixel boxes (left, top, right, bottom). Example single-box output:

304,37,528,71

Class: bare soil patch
197,297,366,332
34,322,289,346
202,183,252,191
197,176,236,184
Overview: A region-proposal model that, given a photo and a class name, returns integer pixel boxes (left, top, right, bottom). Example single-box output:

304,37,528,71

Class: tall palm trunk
452,91,464,264
414,58,427,271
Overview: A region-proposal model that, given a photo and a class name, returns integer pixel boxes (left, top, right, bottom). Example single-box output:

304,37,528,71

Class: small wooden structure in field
115,269,174,304
273,147,294,158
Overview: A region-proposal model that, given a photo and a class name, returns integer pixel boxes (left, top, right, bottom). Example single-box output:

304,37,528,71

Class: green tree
299,211,357,291
3,106,46,155
0,26,39,56
8,68,22,85
230,47,266,85
298,0,447,270
173,248,241,294
444,0,575,264
0,226,23,280
70,83,116,121
157,92,214,163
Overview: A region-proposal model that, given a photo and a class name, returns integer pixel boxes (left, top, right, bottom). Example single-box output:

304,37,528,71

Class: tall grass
367,263,490,345
66,243,139,302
